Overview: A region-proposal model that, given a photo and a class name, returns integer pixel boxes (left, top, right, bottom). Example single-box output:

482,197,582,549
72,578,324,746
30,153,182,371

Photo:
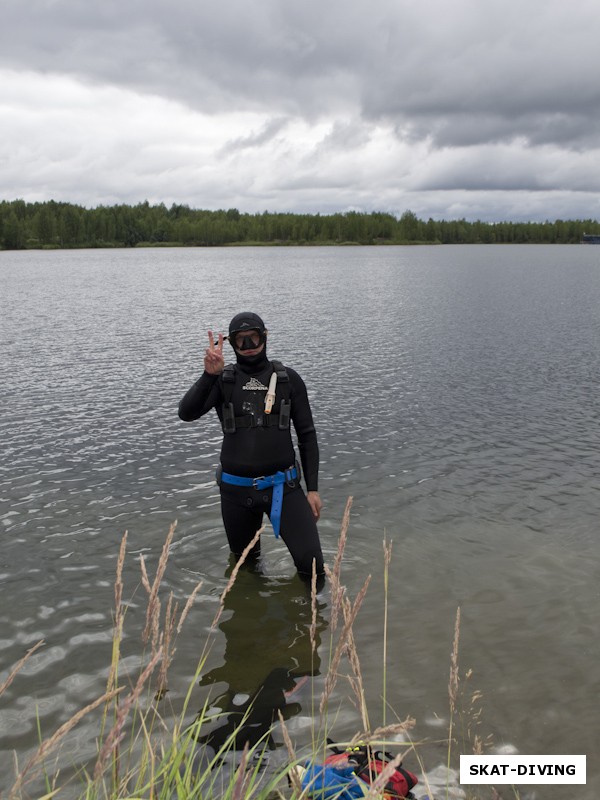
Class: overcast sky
2,0,600,221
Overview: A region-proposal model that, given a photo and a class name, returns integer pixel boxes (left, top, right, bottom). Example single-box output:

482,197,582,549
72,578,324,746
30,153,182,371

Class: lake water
1,245,599,797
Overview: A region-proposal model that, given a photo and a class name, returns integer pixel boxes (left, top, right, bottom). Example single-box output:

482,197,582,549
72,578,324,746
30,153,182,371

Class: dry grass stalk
448,606,461,714
382,538,392,727
93,648,162,781
320,574,371,714
139,552,151,595
328,496,353,632
9,688,120,798
140,558,160,652
176,578,204,635
231,741,251,800
114,532,127,631
142,520,177,651
332,496,353,585
105,533,128,704
154,574,204,698
278,710,302,796
323,564,344,636
155,592,178,700
446,605,461,777
211,527,263,630
383,540,393,568
133,707,158,795
365,718,417,740
99,535,128,752
361,751,404,800
277,709,296,761
0,639,44,698
343,609,369,731
464,676,488,754
310,559,318,654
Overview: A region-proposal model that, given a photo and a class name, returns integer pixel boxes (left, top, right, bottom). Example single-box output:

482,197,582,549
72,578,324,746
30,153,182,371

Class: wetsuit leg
276,485,324,580
220,484,264,560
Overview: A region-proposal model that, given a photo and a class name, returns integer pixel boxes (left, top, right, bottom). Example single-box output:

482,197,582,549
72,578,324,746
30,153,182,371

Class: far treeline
1,199,600,250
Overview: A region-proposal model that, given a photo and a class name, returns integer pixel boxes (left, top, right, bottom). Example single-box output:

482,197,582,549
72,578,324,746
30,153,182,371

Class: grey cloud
3,0,600,219
0,0,360,114
314,120,372,153
220,117,289,155
396,111,600,151
361,2,600,150
413,141,600,194
4,0,600,152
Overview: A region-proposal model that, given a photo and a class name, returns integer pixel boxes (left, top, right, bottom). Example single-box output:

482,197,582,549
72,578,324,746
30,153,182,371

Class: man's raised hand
204,330,225,375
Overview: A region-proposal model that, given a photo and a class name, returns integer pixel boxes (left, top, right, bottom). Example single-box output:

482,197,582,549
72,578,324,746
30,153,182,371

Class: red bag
324,743,418,799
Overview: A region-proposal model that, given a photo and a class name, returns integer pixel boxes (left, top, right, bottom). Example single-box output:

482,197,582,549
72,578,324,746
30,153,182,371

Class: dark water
1,245,599,797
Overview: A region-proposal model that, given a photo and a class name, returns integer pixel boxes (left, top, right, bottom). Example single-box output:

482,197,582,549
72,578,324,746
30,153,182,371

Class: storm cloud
2,0,600,220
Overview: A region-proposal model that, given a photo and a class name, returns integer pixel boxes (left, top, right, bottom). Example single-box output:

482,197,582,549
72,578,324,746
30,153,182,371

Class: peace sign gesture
204,330,225,375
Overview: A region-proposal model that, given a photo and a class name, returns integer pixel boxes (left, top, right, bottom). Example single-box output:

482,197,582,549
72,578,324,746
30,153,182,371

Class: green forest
1,199,599,249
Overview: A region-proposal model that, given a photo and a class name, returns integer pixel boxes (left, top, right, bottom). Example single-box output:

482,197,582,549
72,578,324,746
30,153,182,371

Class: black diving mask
231,329,266,351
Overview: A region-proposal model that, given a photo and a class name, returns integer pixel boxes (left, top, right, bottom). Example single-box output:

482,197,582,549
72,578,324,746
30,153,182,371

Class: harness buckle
252,476,265,488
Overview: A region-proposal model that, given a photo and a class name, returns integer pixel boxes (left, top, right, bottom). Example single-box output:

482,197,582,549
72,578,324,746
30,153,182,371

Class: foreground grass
2,500,500,800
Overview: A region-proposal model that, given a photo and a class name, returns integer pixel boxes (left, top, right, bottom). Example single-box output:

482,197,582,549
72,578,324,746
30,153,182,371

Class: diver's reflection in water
196,558,326,754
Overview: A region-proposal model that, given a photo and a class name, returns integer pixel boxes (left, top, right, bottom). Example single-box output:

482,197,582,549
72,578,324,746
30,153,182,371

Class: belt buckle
253,476,265,489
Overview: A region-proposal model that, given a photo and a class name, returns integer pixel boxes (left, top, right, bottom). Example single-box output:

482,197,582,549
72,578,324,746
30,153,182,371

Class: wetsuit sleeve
178,371,222,421
288,368,320,492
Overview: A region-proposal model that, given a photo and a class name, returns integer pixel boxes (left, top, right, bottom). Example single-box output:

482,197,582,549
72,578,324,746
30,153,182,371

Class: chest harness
218,361,295,538
220,360,291,434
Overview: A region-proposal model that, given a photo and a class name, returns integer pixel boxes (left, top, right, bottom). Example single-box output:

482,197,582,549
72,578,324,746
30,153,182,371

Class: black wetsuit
179,353,324,577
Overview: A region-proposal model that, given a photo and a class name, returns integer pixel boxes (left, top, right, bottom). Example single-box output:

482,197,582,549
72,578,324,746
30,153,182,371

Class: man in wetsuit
178,312,324,581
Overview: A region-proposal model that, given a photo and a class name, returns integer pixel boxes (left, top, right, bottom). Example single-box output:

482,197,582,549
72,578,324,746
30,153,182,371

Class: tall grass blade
0,640,44,698
9,689,120,798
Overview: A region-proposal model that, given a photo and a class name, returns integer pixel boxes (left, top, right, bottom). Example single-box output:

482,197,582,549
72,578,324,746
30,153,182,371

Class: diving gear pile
293,741,420,800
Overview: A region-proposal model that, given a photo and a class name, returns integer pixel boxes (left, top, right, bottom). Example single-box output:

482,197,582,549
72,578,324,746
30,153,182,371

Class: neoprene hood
228,312,268,369
228,312,266,339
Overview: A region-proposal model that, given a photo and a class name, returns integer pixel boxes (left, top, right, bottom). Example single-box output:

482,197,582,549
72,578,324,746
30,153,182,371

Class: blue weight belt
219,466,298,538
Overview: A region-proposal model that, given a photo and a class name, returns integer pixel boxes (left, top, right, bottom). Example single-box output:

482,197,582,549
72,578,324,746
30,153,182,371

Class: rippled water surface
1,245,599,797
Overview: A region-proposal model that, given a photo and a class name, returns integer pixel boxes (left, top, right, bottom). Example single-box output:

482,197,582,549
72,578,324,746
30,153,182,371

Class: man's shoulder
270,360,302,379
221,363,237,380
279,364,308,395
270,359,292,373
